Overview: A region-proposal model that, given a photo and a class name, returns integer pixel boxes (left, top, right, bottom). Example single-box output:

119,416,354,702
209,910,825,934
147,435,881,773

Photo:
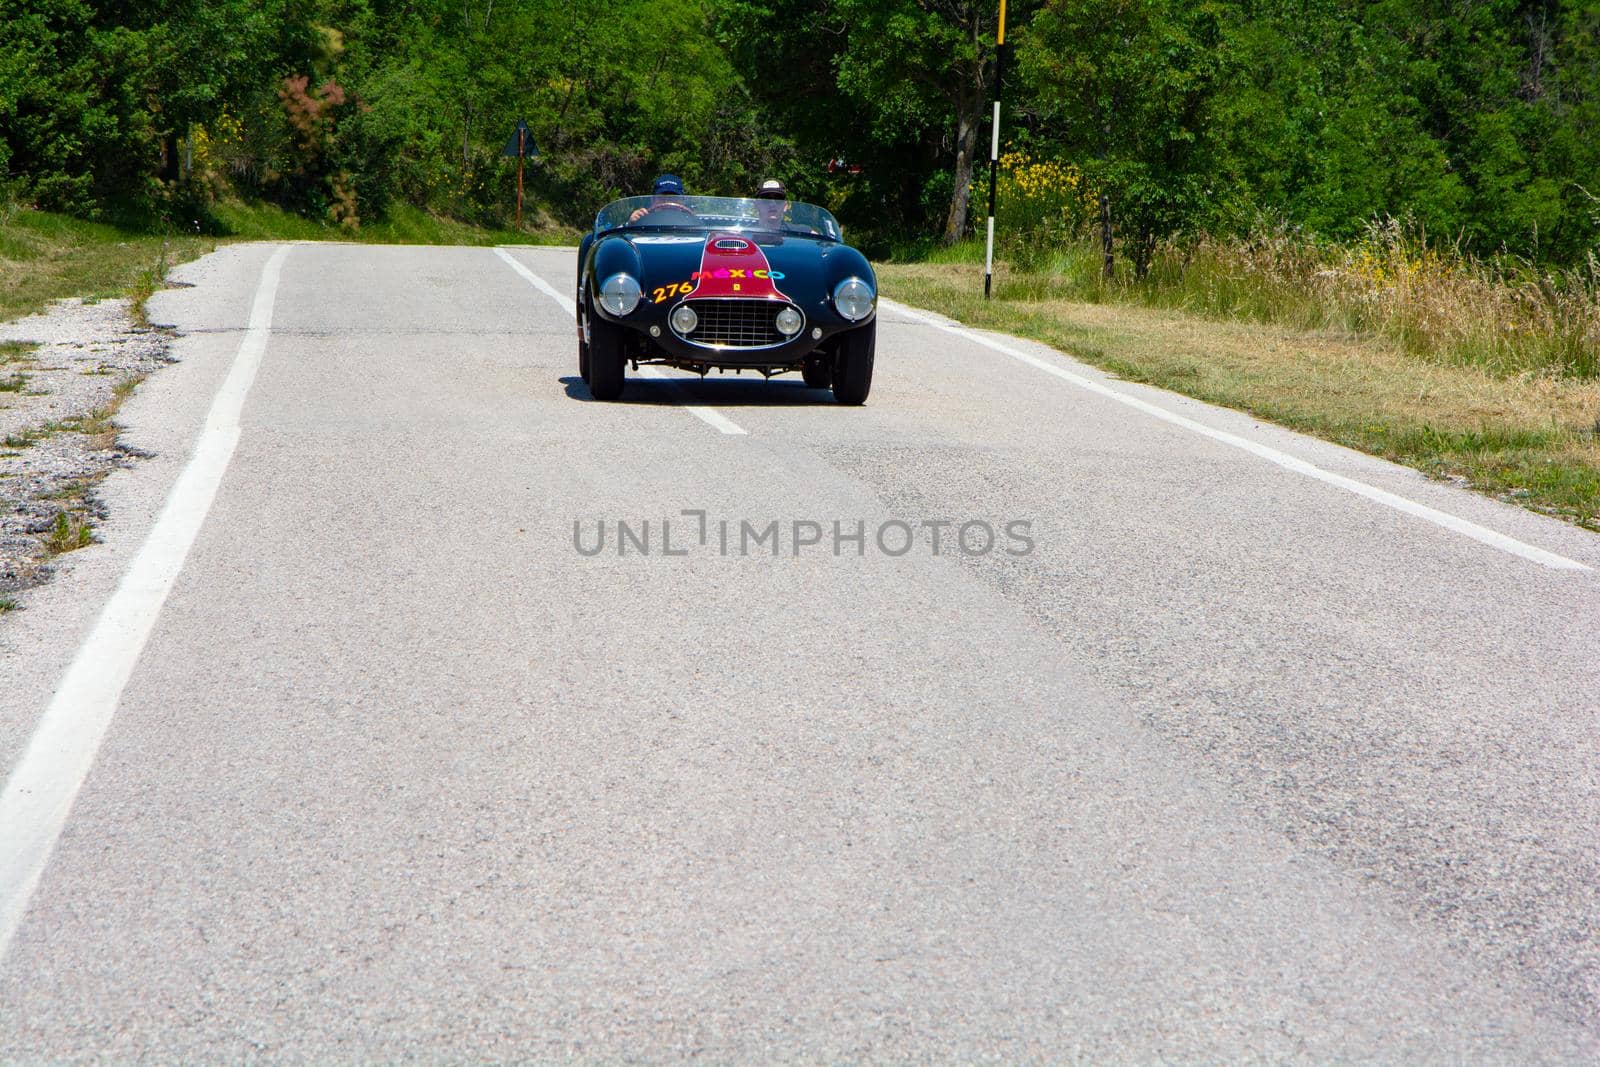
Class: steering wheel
632,201,697,223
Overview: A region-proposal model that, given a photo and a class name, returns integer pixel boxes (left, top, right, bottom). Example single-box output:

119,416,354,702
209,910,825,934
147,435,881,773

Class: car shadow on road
559,375,839,407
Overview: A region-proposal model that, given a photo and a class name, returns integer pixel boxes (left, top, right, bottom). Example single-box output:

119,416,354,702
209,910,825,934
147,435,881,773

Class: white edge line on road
880,297,1590,573
494,248,748,436
0,244,292,963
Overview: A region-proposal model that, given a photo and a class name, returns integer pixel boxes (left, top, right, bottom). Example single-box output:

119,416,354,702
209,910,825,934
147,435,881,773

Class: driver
578,174,691,311
582,173,694,315
628,174,689,223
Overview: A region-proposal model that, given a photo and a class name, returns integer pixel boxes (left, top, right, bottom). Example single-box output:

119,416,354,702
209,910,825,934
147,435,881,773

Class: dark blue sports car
576,195,878,404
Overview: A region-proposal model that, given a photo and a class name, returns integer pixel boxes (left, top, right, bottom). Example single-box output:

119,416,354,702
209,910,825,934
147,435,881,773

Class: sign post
984,1,1009,299
502,120,537,229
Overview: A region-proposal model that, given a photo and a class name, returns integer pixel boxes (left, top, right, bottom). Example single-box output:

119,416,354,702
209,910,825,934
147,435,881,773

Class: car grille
678,299,793,348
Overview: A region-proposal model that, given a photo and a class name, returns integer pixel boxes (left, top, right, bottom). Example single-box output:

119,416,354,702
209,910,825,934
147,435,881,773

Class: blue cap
652,174,685,195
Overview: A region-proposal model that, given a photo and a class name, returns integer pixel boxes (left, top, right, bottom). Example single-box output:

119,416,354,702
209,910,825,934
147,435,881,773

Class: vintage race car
576,194,878,404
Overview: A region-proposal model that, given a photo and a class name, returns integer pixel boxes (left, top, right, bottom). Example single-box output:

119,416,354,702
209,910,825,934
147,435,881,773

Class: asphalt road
2,241,1598,1061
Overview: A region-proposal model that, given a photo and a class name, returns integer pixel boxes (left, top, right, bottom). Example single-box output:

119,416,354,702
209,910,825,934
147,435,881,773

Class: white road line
634,366,749,435
881,298,1590,573
494,247,574,316
0,245,292,962
494,248,748,436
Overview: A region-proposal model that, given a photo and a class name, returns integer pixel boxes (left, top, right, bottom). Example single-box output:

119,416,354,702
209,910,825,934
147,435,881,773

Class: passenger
753,178,788,230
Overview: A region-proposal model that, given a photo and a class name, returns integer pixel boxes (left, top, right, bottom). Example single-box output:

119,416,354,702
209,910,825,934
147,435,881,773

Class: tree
722,1,1043,245
1,0,163,213
832,0,1003,244
1022,0,1228,276
0,0,318,216
1538,0,1600,258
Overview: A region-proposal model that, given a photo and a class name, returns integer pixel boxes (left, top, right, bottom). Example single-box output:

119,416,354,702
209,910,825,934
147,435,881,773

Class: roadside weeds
0,300,171,609
878,261,1600,530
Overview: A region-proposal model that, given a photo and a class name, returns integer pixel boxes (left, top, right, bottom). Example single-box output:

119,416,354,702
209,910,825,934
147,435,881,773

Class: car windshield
594,195,843,242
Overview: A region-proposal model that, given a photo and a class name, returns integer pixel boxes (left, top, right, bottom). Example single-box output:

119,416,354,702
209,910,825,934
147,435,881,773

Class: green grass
0,412,112,450
0,340,39,364
207,198,577,247
0,208,218,323
44,510,94,554
886,235,989,266
2,426,50,448
879,259,1600,529
0,596,17,614
0,198,580,327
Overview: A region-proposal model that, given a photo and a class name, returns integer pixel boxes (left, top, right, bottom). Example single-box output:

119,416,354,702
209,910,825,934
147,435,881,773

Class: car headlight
599,273,642,316
833,277,875,321
775,305,803,335
670,303,698,334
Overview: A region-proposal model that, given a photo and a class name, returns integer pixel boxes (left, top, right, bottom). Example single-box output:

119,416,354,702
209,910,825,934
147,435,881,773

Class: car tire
831,322,875,405
801,355,830,389
577,287,591,383
587,300,626,401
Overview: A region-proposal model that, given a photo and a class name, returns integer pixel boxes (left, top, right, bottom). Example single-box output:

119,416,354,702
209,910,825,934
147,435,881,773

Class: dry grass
991,221,1600,380
1141,221,1600,378
879,260,1600,528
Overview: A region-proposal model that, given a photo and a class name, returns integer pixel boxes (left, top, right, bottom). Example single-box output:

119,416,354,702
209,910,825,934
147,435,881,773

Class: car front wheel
587,301,626,401
831,322,874,405
578,321,591,383
577,285,590,382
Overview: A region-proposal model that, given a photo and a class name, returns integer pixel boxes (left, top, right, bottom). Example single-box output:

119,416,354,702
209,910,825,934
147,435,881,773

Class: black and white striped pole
983,2,1009,299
